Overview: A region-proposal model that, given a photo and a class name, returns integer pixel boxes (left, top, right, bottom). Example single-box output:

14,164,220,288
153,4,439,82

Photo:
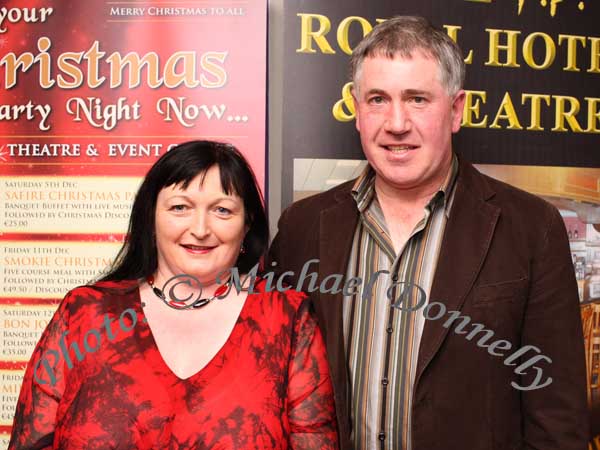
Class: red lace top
9,279,338,449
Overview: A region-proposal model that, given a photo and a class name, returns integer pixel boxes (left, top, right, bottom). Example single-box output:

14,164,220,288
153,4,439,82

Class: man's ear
451,89,466,133
352,87,361,132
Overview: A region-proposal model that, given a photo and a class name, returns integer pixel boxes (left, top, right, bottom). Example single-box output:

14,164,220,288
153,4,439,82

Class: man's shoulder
281,179,355,221
460,160,558,221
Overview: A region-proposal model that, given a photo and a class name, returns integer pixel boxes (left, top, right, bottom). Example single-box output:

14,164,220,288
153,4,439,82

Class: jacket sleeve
267,205,291,273
521,205,589,449
287,299,339,449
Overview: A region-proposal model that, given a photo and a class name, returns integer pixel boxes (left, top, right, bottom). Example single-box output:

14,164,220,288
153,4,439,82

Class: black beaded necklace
146,275,231,310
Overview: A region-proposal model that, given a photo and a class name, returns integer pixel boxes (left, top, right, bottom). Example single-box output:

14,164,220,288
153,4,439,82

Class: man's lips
180,244,216,254
382,144,418,153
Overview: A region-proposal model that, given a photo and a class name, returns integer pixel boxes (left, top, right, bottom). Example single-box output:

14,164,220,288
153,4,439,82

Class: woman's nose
190,212,210,239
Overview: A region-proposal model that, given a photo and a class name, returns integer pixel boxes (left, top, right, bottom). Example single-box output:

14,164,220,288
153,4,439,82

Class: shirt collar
352,153,459,218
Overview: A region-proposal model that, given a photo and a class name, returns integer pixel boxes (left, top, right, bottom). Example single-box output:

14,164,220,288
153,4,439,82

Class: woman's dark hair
101,141,268,281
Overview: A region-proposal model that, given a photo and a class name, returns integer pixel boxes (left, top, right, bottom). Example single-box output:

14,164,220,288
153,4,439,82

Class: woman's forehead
160,169,242,200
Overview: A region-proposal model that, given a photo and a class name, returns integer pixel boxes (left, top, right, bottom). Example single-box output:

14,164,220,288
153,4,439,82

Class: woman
9,141,338,449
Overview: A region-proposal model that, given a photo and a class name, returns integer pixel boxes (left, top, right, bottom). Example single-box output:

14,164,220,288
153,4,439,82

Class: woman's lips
181,244,215,254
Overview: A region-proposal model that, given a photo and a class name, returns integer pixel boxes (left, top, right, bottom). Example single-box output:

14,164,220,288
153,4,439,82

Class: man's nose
384,102,411,134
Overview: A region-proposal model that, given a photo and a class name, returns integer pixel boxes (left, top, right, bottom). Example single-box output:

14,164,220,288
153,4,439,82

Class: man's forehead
363,48,437,66
359,53,440,81
356,50,443,91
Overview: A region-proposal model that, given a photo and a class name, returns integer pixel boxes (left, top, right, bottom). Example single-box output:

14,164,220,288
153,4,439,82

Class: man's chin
376,174,424,191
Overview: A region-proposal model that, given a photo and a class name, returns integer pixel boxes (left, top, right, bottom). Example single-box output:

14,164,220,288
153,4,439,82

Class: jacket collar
318,156,500,395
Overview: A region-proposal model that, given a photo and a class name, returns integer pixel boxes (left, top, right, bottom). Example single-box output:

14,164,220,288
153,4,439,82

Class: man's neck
375,185,433,254
372,158,453,253
374,179,441,213
373,159,451,212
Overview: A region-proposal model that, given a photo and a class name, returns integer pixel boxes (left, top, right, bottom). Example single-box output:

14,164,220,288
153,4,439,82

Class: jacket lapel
316,188,359,324
311,161,500,435
316,190,358,438
415,161,500,384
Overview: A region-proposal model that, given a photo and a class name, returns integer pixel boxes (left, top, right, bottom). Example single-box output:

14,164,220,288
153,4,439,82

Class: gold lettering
83,41,106,88
337,16,372,55
0,51,34,89
332,82,355,122
57,52,84,88
490,92,523,130
588,37,600,73
35,37,54,88
462,90,487,128
558,34,586,72
584,97,600,133
163,52,198,88
552,95,583,132
485,29,521,68
521,93,551,131
443,25,474,64
522,32,555,69
296,13,335,54
200,51,227,88
107,52,162,88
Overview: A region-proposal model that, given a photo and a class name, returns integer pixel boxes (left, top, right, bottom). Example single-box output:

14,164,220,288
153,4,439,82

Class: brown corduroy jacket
268,157,589,450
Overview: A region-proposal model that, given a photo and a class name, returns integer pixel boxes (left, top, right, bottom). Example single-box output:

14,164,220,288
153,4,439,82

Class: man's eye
369,96,384,104
412,96,426,104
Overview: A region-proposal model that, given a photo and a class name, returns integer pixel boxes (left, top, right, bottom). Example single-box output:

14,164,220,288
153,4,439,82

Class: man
269,16,589,450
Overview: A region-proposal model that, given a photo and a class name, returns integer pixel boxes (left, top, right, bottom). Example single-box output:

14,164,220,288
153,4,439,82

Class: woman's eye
215,206,232,215
170,204,188,212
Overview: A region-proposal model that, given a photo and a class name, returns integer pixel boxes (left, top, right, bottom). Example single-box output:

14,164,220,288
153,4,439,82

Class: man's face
353,52,465,195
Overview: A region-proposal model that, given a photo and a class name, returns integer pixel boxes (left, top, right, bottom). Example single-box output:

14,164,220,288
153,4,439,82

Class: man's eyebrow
402,89,430,96
364,88,387,96
363,88,431,97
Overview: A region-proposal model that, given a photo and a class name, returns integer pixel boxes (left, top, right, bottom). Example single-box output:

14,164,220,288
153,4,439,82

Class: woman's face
154,165,247,285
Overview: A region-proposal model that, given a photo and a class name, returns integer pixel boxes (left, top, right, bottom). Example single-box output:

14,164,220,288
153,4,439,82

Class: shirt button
378,432,386,441
386,326,393,334
381,378,388,386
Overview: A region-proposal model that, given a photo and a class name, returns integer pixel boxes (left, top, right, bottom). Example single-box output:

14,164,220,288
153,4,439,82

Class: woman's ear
244,212,253,234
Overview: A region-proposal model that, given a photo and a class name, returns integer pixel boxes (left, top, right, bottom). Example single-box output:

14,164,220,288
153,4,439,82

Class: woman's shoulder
59,279,139,312
67,279,138,296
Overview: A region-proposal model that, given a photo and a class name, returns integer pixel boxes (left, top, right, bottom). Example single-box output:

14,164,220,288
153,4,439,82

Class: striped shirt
343,155,458,450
